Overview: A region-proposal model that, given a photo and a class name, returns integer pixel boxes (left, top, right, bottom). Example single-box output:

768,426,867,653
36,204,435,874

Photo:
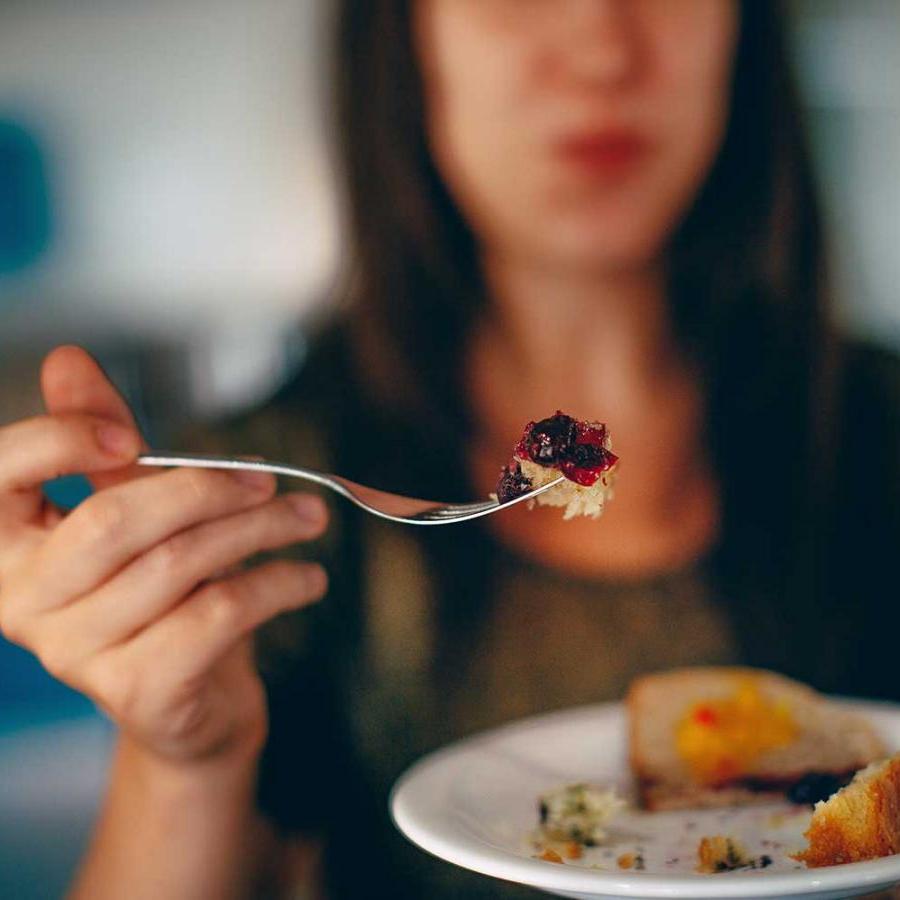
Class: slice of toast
628,667,885,811
794,754,900,867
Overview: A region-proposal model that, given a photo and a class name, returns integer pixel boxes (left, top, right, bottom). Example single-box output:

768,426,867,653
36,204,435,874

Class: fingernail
232,469,273,490
286,493,324,523
96,423,135,456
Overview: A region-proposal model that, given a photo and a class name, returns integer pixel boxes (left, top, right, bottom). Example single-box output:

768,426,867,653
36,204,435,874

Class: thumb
41,344,150,490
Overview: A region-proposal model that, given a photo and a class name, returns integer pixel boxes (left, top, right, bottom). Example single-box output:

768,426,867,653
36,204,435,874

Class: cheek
650,5,739,217
416,4,533,225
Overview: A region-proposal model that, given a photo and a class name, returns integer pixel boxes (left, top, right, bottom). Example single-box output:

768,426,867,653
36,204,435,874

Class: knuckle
199,580,246,632
76,495,126,545
149,532,189,576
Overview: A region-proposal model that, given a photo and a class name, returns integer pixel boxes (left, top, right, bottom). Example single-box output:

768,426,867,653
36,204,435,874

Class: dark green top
181,324,899,899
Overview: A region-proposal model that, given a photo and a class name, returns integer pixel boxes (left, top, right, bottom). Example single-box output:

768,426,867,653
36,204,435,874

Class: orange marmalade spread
675,678,797,784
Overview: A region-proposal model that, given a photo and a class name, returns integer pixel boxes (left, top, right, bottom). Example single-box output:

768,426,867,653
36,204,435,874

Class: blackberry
523,412,577,466
569,441,607,468
496,461,533,503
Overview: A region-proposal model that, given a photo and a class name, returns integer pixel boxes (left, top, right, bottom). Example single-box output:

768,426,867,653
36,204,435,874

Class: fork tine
417,502,500,522
434,501,498,515
433,501,498,515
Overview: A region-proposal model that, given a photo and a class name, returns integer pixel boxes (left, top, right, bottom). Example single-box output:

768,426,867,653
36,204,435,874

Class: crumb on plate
696,836,772,873
538,782,626,846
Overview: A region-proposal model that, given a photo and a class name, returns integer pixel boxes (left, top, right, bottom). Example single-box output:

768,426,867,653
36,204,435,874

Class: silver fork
137,452,563,525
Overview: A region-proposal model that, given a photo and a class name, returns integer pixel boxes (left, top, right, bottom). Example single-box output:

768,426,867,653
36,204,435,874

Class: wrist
72,729,268,900
115,730,262,804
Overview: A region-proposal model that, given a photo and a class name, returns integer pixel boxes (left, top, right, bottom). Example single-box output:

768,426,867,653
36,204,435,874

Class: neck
478,253,684,403
466,253,718,579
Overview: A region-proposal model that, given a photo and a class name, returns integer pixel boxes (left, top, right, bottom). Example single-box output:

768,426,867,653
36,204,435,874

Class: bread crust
794,755,900,867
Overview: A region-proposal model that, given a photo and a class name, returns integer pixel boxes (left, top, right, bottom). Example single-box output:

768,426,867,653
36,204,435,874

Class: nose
562,0,640,88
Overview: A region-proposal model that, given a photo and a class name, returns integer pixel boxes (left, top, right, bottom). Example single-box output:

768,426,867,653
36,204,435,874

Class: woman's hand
0,345,328,769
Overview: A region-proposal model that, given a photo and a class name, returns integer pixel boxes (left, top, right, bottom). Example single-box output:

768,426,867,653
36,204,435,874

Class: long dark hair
333,1,837,676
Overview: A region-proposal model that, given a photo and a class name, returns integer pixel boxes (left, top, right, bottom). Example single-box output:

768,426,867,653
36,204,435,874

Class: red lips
555,130,650,175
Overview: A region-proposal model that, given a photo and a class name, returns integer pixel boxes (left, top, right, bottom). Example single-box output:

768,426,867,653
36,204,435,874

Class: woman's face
415,0,739,272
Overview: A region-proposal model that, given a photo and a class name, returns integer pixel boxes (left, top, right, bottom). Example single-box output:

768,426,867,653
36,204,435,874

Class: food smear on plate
494,411,618,519
793,752,900,867
628,666,885,811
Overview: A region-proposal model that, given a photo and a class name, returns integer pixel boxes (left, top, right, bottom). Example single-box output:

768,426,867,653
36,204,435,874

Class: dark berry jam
569,440,606,468
505,410,618,494
787,773,848,806
516,412,578,467
558,423,618,486
496,461,533,503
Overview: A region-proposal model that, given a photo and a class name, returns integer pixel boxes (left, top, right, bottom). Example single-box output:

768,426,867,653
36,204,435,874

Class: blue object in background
1,476,95,724
0,475,110,899
0,476,95,763
42,473,93,510
0,714,113,899
0,117,53,278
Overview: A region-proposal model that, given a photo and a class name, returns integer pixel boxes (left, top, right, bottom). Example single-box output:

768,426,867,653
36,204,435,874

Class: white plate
390,700,900,900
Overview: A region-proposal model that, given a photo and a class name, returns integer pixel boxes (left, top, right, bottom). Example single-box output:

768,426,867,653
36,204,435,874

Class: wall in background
791,0,900,345
2,1,899,362
0,0,337,412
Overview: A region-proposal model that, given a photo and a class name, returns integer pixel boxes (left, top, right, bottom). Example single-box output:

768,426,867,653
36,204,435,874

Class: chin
539,223,668,274
522,175,688,272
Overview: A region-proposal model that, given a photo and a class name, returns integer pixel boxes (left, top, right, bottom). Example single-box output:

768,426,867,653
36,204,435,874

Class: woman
0,1,897,897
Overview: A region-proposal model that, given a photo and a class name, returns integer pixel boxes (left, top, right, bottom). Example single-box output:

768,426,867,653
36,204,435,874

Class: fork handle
136,452,336,491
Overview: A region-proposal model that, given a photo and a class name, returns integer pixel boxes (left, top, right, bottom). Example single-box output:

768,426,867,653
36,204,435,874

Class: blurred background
1,1,898,896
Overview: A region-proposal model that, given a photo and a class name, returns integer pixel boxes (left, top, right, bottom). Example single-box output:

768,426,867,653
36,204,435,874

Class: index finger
0,413,141,496
41,345,150,491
